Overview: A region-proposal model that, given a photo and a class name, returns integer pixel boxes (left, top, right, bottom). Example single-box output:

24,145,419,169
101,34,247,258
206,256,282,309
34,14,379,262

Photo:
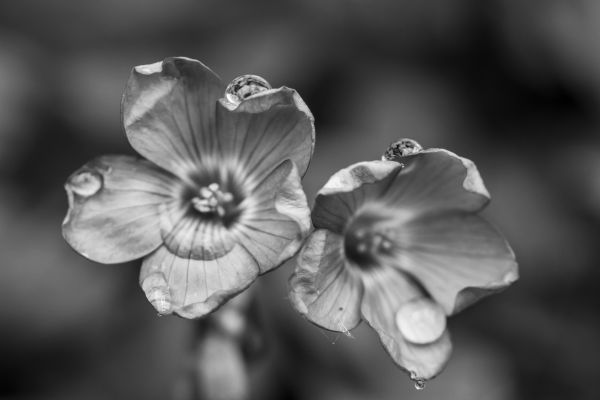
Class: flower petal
122,57,224,178
312,150,490,233
289,229,363,332
214,88,315,179
160,212,237,261
62,155,177,264
312,160,402,233
392,213,518,315
234,160,311,273
140,245,259,319
360,267,452,380
381,149,490,214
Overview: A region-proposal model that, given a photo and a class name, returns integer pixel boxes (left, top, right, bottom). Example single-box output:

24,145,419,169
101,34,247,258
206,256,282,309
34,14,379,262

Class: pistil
191,183,235,217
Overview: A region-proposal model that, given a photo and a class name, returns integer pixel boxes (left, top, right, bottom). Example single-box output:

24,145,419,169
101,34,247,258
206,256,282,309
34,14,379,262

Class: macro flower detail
289,140,518,381
62,57,315,319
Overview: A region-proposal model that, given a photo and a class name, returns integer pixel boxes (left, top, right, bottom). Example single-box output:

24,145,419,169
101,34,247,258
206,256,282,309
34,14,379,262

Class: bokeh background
1,0,599,399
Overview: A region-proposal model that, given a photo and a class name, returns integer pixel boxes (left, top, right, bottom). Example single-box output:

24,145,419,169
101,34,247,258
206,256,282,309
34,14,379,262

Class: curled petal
215,89,315,179
381,149,490,215
360,267,452,380
312,161,402,233
235,160,311,273
62,155,177,264
312,150,490,233
140,245,259,318
289,229,363,332
392,213,518,315
122,57,224,178
222,86,314,123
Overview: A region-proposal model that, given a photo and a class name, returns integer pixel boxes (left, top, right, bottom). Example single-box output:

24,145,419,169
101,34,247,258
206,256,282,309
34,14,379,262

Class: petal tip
460,157,491,200
141,271,173,316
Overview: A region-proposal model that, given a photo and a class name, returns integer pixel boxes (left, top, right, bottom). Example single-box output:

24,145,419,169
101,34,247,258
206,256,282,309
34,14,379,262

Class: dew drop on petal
395,298,446,344
225,74,272,105
382,138,423,161
67,170,103,197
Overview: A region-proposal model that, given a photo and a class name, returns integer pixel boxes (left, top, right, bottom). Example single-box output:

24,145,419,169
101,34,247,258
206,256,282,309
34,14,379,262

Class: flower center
344,226,393,268
191,182,236,218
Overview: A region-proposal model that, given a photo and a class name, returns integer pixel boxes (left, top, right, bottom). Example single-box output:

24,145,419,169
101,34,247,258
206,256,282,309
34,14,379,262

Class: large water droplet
225,74,271,105
67,170,103,197
395,298,446,344
382,138,423,161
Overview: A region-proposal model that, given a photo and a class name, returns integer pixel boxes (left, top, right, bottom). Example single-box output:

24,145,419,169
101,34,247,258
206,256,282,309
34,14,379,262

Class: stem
183,290,256,400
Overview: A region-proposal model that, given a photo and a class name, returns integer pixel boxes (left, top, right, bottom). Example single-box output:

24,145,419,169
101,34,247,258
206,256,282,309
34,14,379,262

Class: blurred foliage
1,0,600,399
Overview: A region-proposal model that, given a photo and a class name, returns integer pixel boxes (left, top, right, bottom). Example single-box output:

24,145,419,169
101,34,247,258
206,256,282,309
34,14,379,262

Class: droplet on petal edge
225,74,272,106
141,271,172,316
410,371,427,391
395,298,446,344
414,380,426,390
381,138,423,161
66,170,103,197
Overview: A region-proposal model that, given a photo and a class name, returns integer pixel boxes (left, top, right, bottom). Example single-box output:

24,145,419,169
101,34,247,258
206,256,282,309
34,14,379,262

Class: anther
192,182,235,217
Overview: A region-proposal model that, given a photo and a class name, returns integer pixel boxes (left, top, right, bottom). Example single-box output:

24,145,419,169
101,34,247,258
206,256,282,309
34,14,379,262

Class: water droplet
409,371,426,391
414,380,426,390
225,74,271,105
382,138,423,161
395,298,446,344
67,170,103,197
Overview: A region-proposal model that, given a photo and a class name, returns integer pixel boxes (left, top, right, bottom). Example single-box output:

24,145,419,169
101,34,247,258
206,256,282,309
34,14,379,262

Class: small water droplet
67,170,103,197
414,380,426,390
409,371,426,391
382,138,423,161
225,74,271,105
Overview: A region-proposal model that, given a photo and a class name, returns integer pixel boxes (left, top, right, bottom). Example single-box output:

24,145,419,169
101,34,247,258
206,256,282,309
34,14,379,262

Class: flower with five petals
63,57,315,319
289,141,518,381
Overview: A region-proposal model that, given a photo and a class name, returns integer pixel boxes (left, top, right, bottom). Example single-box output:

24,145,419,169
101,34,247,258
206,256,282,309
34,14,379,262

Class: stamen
192,182,235,217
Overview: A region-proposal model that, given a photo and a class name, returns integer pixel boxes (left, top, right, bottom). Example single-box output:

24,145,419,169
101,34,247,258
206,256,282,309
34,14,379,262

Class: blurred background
1,0,599,399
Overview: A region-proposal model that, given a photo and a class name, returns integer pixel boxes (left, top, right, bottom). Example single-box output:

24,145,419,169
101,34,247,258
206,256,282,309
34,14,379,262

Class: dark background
1,0,599,399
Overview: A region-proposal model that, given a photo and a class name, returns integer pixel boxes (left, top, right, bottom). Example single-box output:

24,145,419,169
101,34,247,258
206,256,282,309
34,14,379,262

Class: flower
62,57,315,319
289,139,518,381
